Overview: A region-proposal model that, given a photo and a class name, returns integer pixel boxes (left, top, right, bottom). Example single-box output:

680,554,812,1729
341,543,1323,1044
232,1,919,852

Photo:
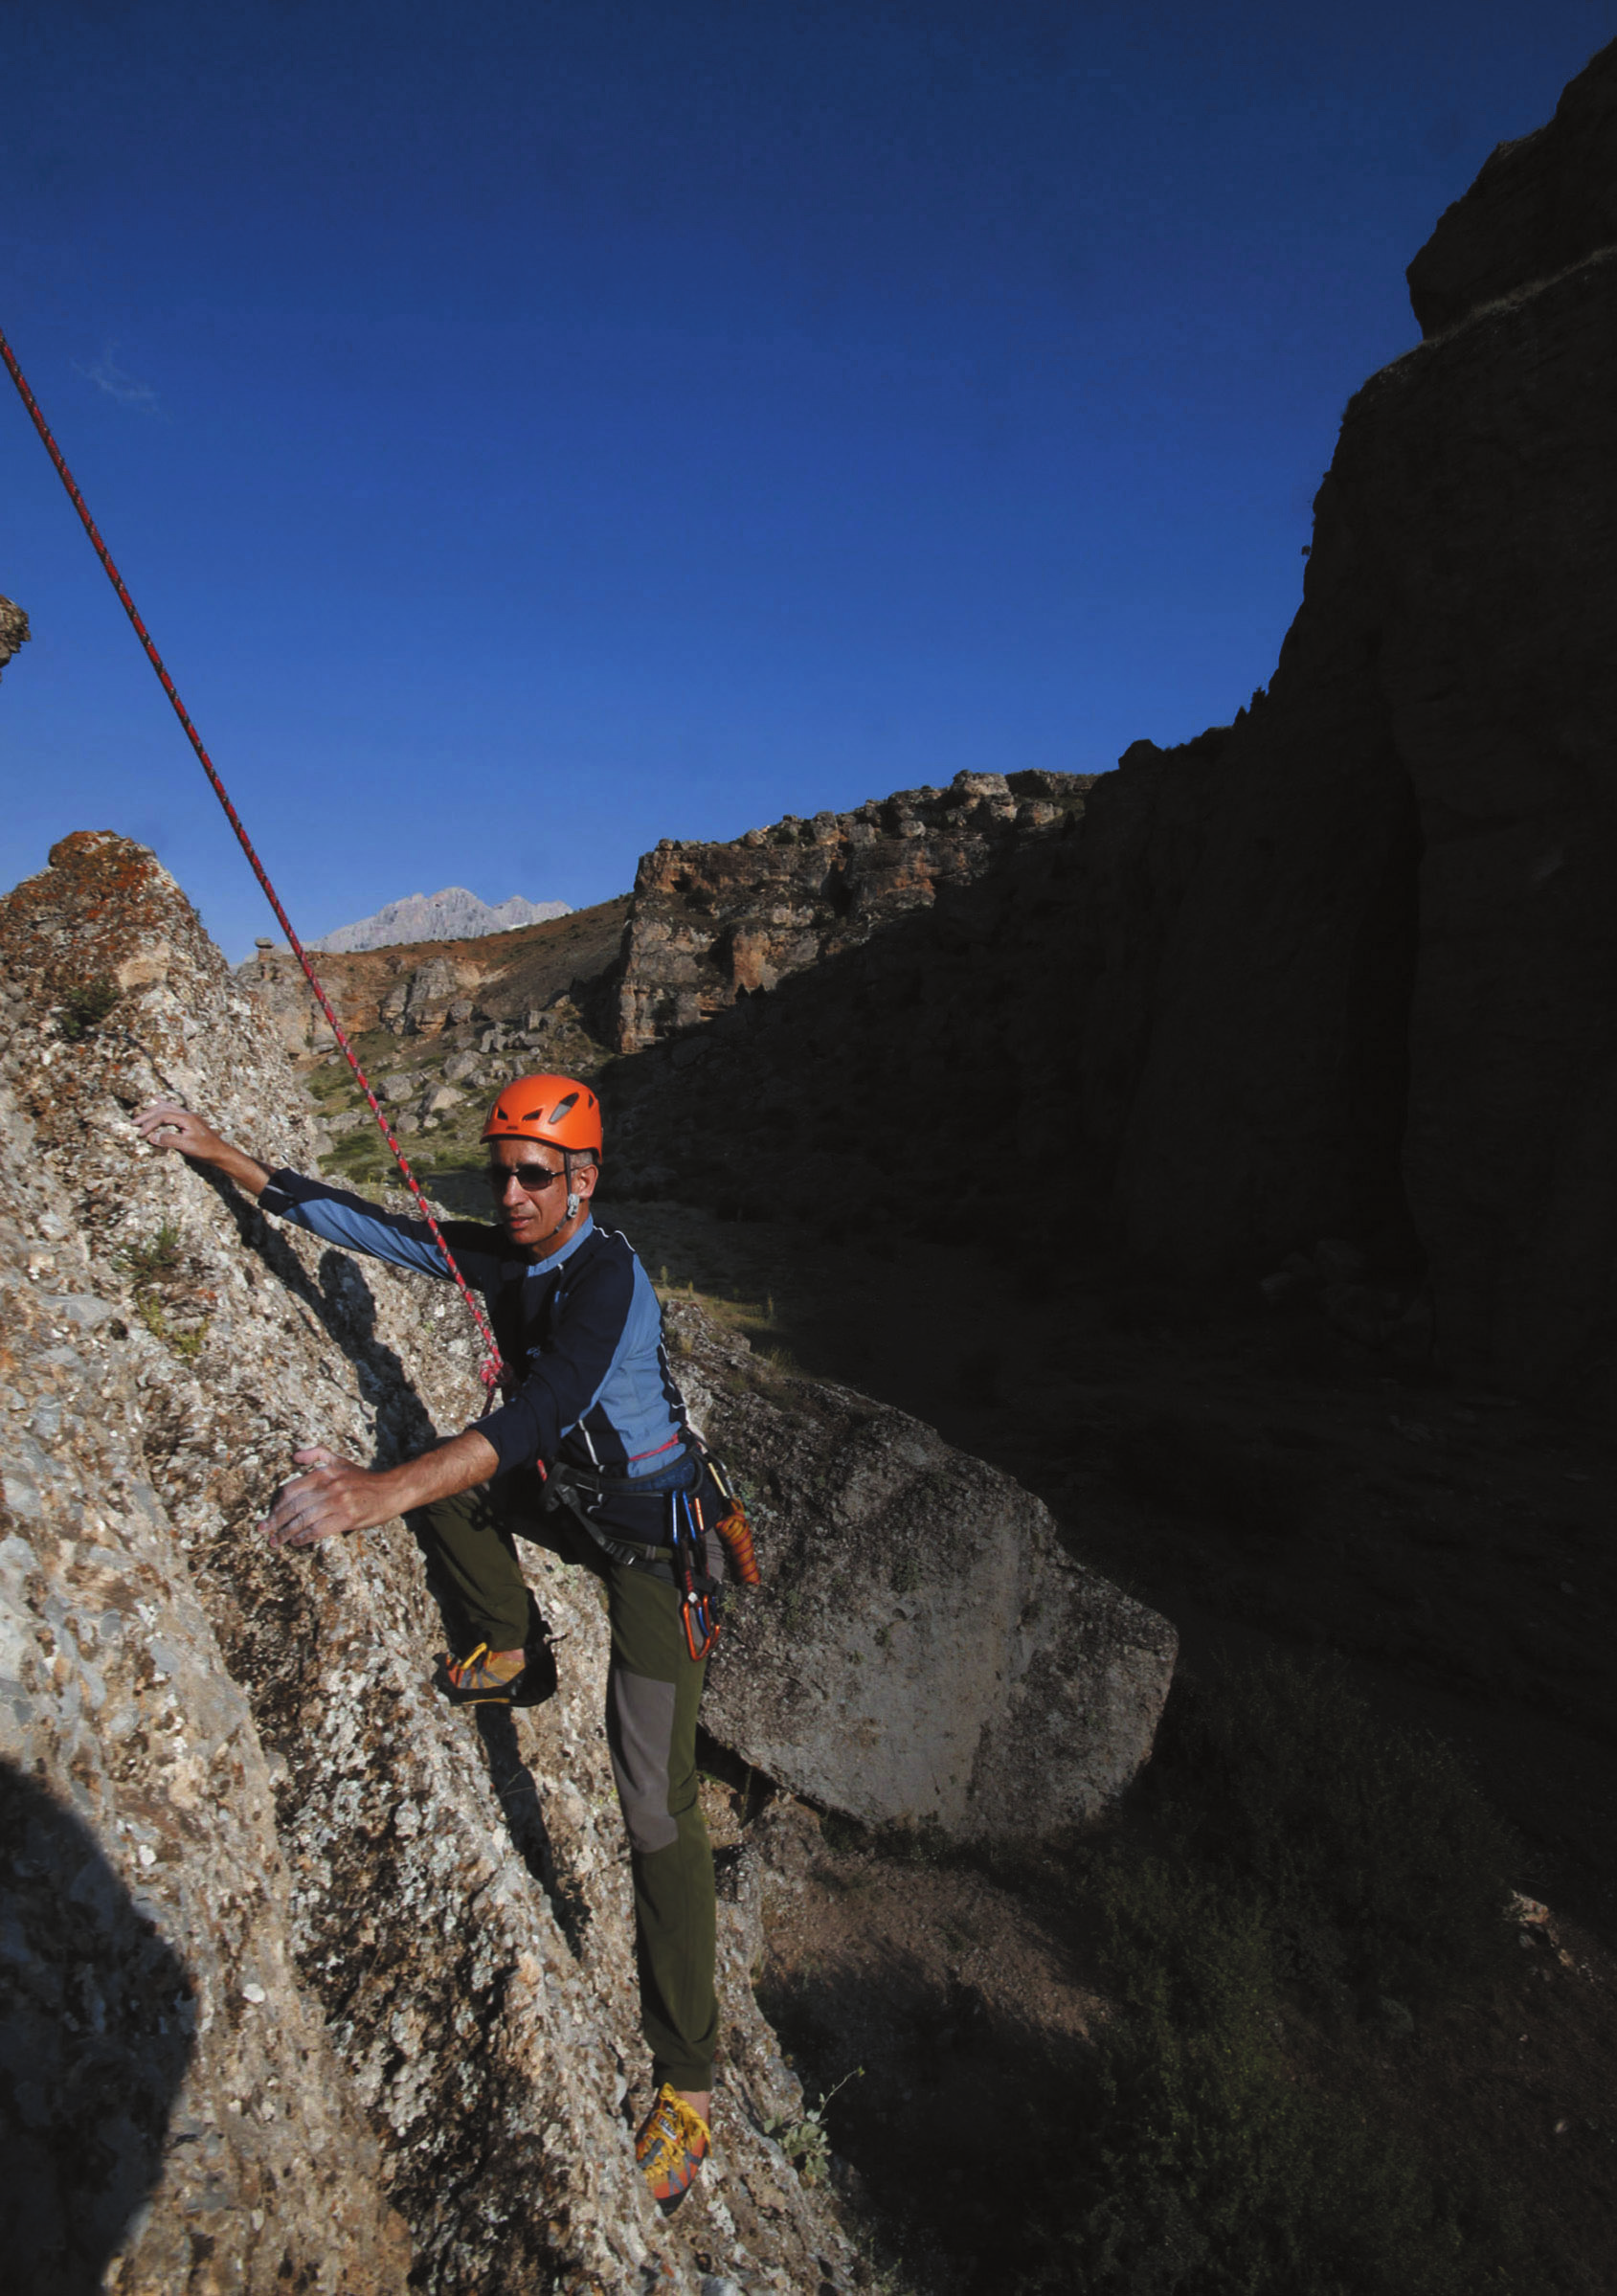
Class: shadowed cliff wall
1072,37,1617,1408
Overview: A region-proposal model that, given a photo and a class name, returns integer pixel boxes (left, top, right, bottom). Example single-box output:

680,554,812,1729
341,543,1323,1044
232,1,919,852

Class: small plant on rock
116,1222,185,1285
57,977,120,1040
764,2064,864,2186
115,1222,210,1361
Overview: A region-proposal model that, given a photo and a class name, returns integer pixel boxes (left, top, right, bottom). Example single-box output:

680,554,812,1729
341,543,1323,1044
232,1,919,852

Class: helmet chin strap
523,1168,584,1249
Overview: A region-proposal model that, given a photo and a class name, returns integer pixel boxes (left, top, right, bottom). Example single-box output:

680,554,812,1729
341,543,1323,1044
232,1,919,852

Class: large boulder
670,1305,1178,1839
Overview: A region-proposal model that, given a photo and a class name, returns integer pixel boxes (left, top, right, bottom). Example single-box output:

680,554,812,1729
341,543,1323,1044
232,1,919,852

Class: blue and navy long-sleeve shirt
259,1168,689,1483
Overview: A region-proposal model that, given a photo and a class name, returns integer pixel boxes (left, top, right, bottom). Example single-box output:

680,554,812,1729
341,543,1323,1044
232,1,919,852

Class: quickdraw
671,1487,720,1663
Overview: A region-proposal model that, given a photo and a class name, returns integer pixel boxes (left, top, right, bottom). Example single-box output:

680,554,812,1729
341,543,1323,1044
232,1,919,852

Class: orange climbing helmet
483,1072,602,1157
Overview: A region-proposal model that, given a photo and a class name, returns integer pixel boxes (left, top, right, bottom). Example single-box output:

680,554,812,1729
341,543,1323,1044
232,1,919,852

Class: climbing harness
541,1440,757,1658
0,323,506,1397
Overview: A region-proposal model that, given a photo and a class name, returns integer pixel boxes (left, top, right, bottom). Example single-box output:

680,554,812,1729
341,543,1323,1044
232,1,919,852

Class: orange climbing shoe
437,1603,558,1708
635,2084,710,2215
439,1643,528,1705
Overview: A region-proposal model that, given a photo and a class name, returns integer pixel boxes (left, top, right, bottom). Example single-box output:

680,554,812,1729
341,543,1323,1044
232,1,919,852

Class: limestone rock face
0,834,854,2292
603,809,1094,1240
669,1306,1178,1839
614,769,1092,1053
376,950,482,1036
239,895,630,1064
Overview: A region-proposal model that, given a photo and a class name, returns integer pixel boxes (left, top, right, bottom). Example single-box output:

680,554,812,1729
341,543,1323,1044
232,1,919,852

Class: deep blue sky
2,1,1610,959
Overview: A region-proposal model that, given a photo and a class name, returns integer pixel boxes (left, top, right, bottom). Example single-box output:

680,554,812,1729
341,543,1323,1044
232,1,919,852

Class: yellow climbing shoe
440,1643,528,1705
635,2083,710,2215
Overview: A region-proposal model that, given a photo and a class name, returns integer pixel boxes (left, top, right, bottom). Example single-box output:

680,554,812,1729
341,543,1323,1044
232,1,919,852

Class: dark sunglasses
486,1162,566,1195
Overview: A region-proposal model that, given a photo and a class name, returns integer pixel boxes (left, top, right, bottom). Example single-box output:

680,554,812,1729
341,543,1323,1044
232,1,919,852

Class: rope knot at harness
0,321,507,1395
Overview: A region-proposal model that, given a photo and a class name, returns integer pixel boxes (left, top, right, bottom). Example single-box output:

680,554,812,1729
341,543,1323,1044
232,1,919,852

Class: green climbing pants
414,1474,718,2094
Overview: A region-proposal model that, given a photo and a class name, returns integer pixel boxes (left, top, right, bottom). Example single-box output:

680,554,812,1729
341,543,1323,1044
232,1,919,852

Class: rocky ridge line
304,886,573,957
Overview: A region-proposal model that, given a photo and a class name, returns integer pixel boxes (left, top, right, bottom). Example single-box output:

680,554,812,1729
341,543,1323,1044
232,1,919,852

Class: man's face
485,1136,571,1252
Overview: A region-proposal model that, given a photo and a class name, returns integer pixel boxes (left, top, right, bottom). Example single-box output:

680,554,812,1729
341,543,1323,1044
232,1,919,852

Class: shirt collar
524,1213,595,1275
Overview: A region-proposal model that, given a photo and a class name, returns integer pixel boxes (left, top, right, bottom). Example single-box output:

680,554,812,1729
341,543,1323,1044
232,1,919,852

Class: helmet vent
548,1092,580,1125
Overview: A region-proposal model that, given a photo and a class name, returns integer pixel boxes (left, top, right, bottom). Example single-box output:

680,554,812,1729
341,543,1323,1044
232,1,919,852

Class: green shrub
116,1222,184,1285
115,1223,208,1359
1009,1659,1525,2293
1146,1654,1517,2004
1036,1860,1515,2296
58,977,120,1040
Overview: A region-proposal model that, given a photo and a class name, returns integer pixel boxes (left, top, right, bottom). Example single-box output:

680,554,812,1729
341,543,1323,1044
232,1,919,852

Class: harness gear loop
672,1487,720,1663
0,322,506,1397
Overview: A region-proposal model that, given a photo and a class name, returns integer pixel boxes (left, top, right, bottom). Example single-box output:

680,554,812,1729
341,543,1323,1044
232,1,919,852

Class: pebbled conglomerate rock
0,833,858,2293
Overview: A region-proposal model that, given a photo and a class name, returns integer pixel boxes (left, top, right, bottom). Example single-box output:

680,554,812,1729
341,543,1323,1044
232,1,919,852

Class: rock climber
135,1073,723,2216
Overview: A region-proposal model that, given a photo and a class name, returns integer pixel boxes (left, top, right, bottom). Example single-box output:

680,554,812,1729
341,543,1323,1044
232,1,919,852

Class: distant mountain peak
308,887,572,955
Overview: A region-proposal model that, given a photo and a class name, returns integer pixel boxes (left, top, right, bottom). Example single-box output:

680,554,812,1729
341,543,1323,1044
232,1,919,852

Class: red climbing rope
0,322,507,1395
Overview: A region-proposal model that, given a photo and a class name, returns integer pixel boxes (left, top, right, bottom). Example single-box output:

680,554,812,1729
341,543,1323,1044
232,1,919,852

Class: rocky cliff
602,805,1090,1243
243,898,629,1064
1405,38,1617,337
613,771,1091,1054
598,39,1617,1424
1069,36,1617,1413
0,836,854,2291
1,832,1171,2289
